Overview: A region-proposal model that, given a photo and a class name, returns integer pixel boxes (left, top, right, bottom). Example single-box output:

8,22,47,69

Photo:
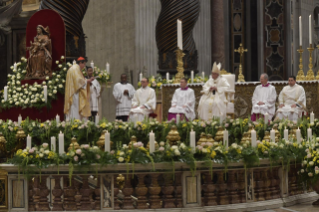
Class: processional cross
234,43,247,82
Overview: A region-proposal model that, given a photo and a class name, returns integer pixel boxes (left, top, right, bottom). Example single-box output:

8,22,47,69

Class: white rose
42,98,45,102
63,68,67,71
1,100,4,103
61,56,65,59
46,76,49,80
309,161,314,166
44,150,50,155
56,61,59,64
53,90,57,94
59,84,63,88
58,64,62,68
174,149,181,156
39,153,44,158
118,157,124,162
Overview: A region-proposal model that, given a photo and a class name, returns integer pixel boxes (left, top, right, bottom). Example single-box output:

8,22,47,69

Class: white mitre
212,62,222,74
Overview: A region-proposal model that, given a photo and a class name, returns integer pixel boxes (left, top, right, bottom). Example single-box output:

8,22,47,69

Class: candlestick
43,85,47,103
223,129,228,149
51,136,56,152
309,15,312,45
251,128,257,147
27,134,31,149
299,16,302,46
58,131,64,154
166,72,170,82
139,73,143,81
264,113,269,125
176,114,180,125
56,114,60,124
106,62,110,74
307,127,312,141
91,60,94,69
306,44,315,80
105,130,110,152
191,71,194,83
296,127,301,143
284,127,289,141
18,114,22,126
95,114,99,126
177,19,183,50
14,62,17,70
296,46,305,81
311,111,315,123
270,128,275,142
190,128,196,150
149,131,155,153
4,86,7,101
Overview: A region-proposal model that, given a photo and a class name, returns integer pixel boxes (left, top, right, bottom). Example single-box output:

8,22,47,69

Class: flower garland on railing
5,116,317,184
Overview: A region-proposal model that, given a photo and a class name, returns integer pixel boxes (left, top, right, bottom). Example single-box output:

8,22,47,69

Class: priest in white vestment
251,73,277,121
197,62,230,121
113,74,136,121
64,58,94,121
168,77,196,121
87,66,101,122
129,77,156,122
276,76,306,120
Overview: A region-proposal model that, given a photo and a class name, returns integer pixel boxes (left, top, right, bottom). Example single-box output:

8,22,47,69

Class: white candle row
299,15,313,46
90,61,110,74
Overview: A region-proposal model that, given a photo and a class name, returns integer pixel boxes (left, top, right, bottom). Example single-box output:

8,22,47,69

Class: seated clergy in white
197,62,230,121
251,73,277,121
276,75,306,121
129,77,156,122
168,77,196,121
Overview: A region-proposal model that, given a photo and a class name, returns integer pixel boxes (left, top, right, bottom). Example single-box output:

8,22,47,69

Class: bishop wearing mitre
197,62,230,121
64,60,94,121
129,77,156,122
276,76,306,120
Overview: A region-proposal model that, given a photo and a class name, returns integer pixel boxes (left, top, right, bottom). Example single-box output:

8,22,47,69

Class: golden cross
234,43,248,64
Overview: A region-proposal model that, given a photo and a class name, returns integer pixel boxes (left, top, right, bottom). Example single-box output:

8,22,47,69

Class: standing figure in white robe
113,74,135,121
276,76,306,121
251,73,277,121
87,67,101,122
197,62,230,121
168,77,196,121
129,77,156,122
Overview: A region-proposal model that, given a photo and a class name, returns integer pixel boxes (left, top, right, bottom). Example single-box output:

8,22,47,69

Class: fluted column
156,0,200,76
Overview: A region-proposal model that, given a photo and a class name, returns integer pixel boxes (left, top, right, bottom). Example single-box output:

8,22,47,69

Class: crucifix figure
234,43,248,82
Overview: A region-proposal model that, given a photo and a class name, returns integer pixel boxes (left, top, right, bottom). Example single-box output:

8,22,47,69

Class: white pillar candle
202,71,205,78
95,114,99,126
27,134,31,149
14,62,17,70
149,130,155,153
4,86,7,101
56,114,60,124
51,136,56,152
106,62,110,74
43,85,47,103
296,127,301,143
58,131,64,155
139,73,143,82
177,19,183,50
220,113,224,125
299,16,302,46
18,114,22,126
264,113,269,125
251,128,257,147
191,71,194,83
270,128,276,142
166,72,170,82
284,127,289,141
309,15,312,45
176,114,180,125
190,128,196,150
91,60,94,69
307,127,312,141
223,130,228,149
105,130,110,152
311,111,315,123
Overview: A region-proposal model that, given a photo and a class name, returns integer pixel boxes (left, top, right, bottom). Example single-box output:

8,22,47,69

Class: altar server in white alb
129,77,156,122
276,76,306,121
87,66,101,122
113,74,135,122
197,62,230,121
251,73,277,121
168,77,196,121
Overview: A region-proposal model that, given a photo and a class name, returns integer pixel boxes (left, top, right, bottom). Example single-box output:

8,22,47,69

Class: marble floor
256,201,319,212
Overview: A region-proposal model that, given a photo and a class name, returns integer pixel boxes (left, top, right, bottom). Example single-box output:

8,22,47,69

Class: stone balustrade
1,160,318,212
